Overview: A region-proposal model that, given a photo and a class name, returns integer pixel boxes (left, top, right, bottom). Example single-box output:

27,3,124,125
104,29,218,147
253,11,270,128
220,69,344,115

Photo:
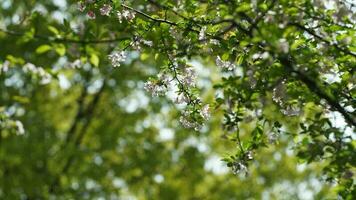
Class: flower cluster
200,104,211,120
227,151,253,175
178,67,196,87
143,59,211,130
216,56,236,70
70,59,82,69
231,161,248,175
23,63,52,84
77,1,96,19
277,38,289,53
87,11,96,19
117,9,136,23
108,51,126,67
77,2,86,12
179,110,203,130
131,37,153,51
272,80,301,116
78,2,130,20
175,93,189,104
268,132,279,144
143,80,167,97
0,110,25,135
198,26,207,41
0,60,10,74
179,105,211,130
99,4,112,16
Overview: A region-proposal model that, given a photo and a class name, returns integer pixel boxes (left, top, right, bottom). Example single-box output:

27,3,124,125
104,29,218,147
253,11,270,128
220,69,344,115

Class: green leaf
54,44,66,56
237,54,244,65
140,53,150,61
235,3,251,12
36,45,52,54
90,54,100,67
48,26,59,36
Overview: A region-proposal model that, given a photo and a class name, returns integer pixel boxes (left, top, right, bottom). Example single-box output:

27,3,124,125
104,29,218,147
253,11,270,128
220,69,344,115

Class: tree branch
280,55,355,127
48,83,106,194
289,23,356,57
0,28,130,44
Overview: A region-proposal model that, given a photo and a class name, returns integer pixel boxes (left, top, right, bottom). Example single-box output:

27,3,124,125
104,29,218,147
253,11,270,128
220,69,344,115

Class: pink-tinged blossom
100,4,112,16
77,2,86,12
87,10,96,19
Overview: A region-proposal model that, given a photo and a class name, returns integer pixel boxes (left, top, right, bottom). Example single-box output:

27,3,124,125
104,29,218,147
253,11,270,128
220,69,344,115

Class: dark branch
289,23,356,57
280,55,355,127
0,28,130,44
48,83,106,194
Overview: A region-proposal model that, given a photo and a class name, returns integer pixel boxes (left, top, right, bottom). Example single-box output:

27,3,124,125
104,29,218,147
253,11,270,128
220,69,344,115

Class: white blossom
281,105,301,116
210,39,220,45
180,67,196,87
252,52,269,60
15,120,25,135
199,26,207,40
131,40,142,51
23,63,37,73
130,38,153,51
246,151,253,160
179,111,202,131
40,73,52,85
277,38,289,53
141,40,153,47
200,104,210,120
108,51,126,67
264,11,276,23
117,9,136,23
261,52,270,59
70,59,82,69
100,4,112,16
272,80,286,105
0,60,10,74
232,161,248,175
268,132,279,144
77,2,86,12
23,63,52,85
215,56,236,70
175,93,189,104
144,81,167,96
157,73,170,85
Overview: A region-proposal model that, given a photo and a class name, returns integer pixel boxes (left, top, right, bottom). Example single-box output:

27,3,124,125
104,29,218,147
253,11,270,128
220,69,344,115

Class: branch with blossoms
45,1,356,189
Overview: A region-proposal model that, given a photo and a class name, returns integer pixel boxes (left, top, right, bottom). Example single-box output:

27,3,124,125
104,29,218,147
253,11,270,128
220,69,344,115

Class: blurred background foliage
0,0,349,199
